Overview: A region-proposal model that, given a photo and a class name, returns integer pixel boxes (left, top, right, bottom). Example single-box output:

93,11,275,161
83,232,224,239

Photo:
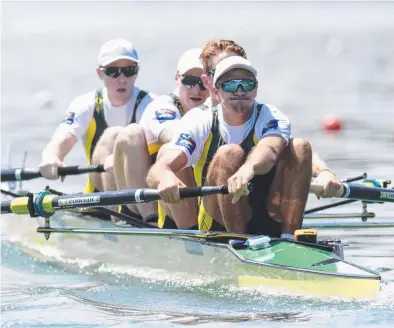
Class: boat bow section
232,239,381,299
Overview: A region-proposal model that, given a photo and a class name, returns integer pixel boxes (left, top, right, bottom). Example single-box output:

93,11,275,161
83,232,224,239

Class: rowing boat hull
2,211,380,300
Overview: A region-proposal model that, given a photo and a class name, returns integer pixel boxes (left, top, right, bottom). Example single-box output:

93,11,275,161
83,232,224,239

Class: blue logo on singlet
155,109,177,123
62,111,75,125
262,119,279,135
175,133,196,155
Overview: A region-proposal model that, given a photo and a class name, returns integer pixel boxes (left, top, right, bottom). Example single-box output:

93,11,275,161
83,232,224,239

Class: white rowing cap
98,38,140,67
176,48,203,74
213,56,258,85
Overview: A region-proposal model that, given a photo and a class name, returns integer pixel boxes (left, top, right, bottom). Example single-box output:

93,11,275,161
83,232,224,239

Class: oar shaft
50,186,228,209
0,165,105,182
310,182,394,203
1,185,229,216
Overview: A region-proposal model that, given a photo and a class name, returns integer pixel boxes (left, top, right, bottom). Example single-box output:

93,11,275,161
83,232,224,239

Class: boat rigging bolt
44,216,51,240
361,202,368,222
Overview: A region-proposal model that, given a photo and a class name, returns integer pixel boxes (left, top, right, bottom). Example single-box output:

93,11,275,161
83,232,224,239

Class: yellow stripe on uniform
197,198,213,232
83,117,97,193
253,134,258,145
83,115,97,165
83,91,101,194
148,142,162,156
193,132,214,231
157,202,167,228
193,132,213,187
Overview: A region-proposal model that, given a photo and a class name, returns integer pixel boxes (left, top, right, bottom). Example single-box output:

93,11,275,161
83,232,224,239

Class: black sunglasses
101,66,139,78
180,75,207,91
206,69,215,77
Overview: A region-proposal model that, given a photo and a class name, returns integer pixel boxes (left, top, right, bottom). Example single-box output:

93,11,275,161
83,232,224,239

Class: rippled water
1,1,394,327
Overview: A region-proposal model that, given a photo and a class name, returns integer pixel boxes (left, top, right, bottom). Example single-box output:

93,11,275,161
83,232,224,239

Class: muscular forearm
42,132,77,162
312,152,331,177
146,163,177,188
243,143,279,176
146,149,189,188
241,135,286,176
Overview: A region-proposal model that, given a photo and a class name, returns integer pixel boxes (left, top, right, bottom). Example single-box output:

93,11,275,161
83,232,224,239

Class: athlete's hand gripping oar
0,165,105,182
309,182,394,203
1,185,229,217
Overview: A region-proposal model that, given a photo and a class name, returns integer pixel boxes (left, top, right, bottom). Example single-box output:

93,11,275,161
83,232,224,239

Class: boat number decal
58,196,101,206
380,191,394,200
184,240,203,256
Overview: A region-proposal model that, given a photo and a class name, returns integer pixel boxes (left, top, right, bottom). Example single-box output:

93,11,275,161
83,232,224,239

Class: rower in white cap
112,48,209,227
147,56,311,235
39,38,156,196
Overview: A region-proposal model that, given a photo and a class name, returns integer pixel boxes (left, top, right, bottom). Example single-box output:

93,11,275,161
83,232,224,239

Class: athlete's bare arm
146,149,187,188
42,130,77,162
243,136,287,175
146,149,189,203
40,129,77,179
312,151,332,177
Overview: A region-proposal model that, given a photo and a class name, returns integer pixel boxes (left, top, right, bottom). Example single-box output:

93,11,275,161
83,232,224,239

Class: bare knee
206,145,245,185
103,126,123,139
292,138,312,159
97,126,123,148
279,138,312,164
115,124,146,148
213,144,245,167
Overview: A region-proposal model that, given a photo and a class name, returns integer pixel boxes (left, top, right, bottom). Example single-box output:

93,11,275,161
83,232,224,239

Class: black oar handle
112,186,229,204
180,185,229,198
1,165,105,182
57,165,105,176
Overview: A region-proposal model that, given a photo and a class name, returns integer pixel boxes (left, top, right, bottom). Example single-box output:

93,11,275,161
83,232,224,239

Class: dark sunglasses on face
216,79,258,93
101,65,139,78
206,69,215,77
180,75,207,91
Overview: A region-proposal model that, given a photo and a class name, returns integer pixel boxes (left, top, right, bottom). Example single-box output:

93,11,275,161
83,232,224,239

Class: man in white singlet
196,39,342,237
39,39,156,194
147,56,305,235
113,48,209,226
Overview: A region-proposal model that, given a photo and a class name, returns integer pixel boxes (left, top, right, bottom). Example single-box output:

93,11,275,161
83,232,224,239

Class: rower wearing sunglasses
112,48,209,227
147,56,301,235
39,38,156,195
193,39,341,237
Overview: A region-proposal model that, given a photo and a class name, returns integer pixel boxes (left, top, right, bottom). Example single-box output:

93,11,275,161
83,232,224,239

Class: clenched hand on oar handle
309,182,344,198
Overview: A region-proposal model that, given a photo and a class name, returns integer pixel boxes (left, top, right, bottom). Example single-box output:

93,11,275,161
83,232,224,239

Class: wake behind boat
2,174,393,300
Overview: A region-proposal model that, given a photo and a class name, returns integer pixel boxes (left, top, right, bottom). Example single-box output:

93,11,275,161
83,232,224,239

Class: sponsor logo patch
58,196,100,207
262,119,279,135
380,191,394,200
62,111,75,125
175,133,196,155
155,108,177,123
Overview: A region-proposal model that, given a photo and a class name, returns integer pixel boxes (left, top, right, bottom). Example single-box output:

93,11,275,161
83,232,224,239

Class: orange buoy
322,114,342,132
